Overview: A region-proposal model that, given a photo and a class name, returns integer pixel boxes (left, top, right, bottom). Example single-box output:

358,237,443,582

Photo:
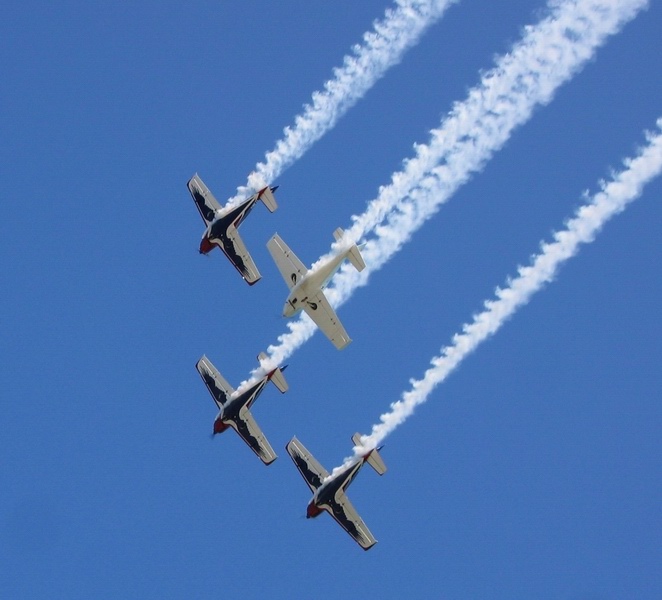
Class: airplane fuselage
199,197,257,256
213,378,267,436
306,458,365,518
283,249,351,317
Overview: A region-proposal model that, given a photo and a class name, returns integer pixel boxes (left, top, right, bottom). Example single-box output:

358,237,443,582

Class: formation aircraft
196,353,288,465
286,434,386,550
267,228,365,349
187,173,279,285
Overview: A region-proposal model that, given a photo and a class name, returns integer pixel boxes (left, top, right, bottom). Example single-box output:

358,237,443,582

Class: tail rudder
352,433,386,475
257,185,278,213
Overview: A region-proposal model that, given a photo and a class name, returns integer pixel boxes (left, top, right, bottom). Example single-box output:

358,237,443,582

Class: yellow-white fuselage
282,250,349,317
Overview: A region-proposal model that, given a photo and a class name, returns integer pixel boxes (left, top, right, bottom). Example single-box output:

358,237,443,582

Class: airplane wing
227,405,277,465
221,224,261,285
267,234,308,289
187,174,222,225
196,355,234,409
302,290,352,350
326,492,378,550
286,437,329,493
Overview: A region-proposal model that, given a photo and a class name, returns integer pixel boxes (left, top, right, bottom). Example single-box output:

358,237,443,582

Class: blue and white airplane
196,354,288,465
187,173,278,285
286,434,386,550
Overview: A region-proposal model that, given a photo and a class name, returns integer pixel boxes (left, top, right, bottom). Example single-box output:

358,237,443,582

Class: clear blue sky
1,1,660,598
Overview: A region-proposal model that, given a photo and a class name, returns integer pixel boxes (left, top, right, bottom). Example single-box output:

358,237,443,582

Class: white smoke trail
245,0,648,389
332,118,662,475
226,0,457,205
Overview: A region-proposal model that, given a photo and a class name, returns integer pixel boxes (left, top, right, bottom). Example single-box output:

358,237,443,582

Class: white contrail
245,0,648,389
331,118,662,475
226,0,457,205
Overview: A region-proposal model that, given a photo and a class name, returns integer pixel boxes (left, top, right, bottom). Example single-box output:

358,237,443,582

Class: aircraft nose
199,236,213,254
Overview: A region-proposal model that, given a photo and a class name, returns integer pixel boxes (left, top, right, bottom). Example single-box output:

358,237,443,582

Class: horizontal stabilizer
257,352,288,393
352,433,386,475
257,186,278,213
347,243,366,273
269,366,288,393
333,228,366,273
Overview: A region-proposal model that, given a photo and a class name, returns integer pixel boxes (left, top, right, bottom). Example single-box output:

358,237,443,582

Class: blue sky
1,1,661,598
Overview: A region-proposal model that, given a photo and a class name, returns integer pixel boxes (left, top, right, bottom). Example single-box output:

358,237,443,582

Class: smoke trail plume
334,118,662,475
245,0,648,389
227,0,456,205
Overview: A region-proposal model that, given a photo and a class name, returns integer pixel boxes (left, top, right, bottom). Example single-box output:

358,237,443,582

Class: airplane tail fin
352,433,387,475
257,185,278,213
334,228,366,273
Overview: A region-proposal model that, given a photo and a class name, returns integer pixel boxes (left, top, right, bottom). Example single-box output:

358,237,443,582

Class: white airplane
286,434,386,550
187,173,279,285
267,228,365,350
196,353,288,465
